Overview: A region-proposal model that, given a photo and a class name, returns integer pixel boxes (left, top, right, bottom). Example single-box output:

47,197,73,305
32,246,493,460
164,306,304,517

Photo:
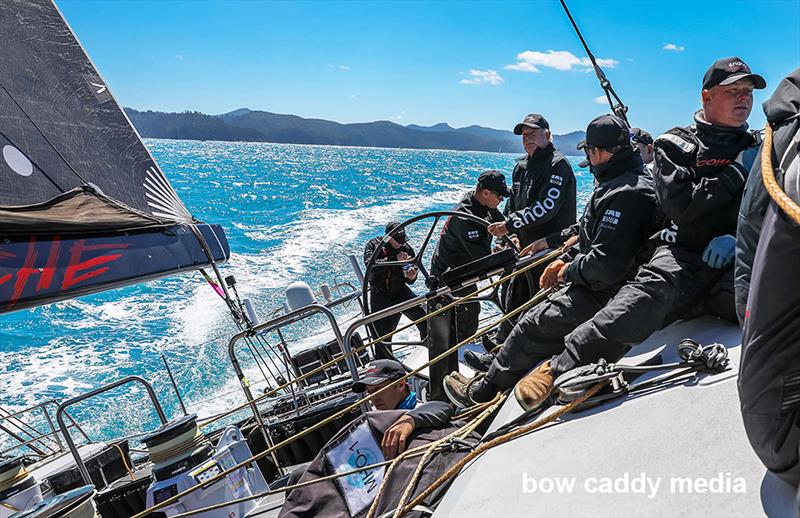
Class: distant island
125,108,586,156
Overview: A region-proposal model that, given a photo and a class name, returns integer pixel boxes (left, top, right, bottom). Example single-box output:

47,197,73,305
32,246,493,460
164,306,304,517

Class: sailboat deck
433,316,796,517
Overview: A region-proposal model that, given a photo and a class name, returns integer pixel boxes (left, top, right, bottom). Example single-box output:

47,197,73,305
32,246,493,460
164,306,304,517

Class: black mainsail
0,0,229,312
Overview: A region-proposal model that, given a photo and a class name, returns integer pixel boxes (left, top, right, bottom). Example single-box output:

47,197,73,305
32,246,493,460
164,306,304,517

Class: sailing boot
443,373,497,408
481,334,501,353
464,349,495,373
514,360,555,411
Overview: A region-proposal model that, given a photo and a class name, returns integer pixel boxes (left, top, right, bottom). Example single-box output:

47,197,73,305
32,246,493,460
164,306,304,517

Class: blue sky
57,0,800,136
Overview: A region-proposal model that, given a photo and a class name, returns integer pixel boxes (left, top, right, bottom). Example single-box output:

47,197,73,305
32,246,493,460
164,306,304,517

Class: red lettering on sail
61,240,129,291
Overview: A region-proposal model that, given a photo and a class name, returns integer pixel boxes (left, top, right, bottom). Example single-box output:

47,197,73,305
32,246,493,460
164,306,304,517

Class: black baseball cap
577,114,631,152
351,359,406,392
477,170,511,197
630,127,653,145
385,221,406,243
513,113,550,135
702,57,766,90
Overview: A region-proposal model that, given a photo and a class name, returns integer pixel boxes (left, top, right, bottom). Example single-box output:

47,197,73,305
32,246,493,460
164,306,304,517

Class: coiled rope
762,123,800,225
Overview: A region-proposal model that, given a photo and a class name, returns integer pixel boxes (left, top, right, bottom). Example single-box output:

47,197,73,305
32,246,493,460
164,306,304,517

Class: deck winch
0,458,43,517
142,414,269,517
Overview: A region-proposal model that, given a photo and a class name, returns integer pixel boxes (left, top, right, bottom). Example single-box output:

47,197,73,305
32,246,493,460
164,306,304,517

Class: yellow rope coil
762,123,800,225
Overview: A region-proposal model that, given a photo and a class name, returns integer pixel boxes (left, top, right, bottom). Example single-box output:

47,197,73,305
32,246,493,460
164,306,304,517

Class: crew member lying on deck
279,360,472,518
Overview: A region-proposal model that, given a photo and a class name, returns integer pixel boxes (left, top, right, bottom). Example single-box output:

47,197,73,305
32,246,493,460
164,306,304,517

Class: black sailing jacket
652,111,760,250
363,237,417,298
430,191,504,281
504,143,577,247
562,148,660,293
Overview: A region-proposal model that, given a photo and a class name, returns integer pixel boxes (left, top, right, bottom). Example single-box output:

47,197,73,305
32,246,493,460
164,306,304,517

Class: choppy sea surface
0,140,592,447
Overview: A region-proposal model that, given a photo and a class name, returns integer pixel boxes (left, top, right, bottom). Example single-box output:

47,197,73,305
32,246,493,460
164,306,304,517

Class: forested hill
126,107,585,155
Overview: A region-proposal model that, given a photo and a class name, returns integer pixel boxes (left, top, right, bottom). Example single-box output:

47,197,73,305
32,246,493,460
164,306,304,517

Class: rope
108,442,135,481
197,250,561,429
388,393,507,518
365,394,503,518
395,380,608,516
133,280,555,517
762,123,800,225
147,433,209,465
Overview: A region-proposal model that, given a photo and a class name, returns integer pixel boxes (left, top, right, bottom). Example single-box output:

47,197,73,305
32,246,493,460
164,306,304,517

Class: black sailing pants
370,285,427,360
551,245,735,375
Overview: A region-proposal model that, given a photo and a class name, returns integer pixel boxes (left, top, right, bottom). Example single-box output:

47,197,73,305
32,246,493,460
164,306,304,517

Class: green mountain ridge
126,108,586,155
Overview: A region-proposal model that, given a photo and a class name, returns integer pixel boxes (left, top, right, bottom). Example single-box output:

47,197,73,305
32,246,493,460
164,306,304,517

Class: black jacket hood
763,68,800,125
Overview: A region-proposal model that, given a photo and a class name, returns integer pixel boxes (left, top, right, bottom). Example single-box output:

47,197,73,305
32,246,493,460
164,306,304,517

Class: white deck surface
433,317,796,517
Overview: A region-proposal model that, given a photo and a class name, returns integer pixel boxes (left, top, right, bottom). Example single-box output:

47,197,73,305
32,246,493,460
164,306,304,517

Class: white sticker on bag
326,421,386,516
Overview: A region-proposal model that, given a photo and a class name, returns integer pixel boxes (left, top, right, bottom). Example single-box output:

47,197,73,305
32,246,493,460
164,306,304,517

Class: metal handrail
56,376,167,485
0,400,90,456
228,303,347,476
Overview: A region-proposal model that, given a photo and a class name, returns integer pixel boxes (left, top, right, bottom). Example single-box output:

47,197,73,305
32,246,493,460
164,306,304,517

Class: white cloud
505,50,618,73
594,95,608,105
662,43,685,52
338,64,351,70
460,69,504,86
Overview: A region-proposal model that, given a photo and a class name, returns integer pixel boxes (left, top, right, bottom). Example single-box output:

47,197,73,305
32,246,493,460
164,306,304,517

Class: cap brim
577,140,587,150
513,122,543,135
719,73,767,90
498,186,511,197
351,376,387,392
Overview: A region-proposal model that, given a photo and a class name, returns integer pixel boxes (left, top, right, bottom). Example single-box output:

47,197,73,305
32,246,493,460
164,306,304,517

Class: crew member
512,57,766,412
281,359,455,503
427,170,508,400
631,127,655,173
444,114,660,407
364,222,427,359
486,113,577,347
739,68,800,485
352,360,454,459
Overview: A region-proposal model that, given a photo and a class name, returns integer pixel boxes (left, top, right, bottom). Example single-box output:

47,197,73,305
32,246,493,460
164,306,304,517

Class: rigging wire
559,0,630,126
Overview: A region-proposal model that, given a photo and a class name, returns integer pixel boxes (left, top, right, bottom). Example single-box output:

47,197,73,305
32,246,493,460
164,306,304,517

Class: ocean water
0,140,592,447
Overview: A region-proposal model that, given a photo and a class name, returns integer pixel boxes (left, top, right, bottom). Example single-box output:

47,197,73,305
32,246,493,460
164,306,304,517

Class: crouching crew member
444,114,660,407
364,222,427,359
513,57,766,412
427,170,508,401
739,68,800,486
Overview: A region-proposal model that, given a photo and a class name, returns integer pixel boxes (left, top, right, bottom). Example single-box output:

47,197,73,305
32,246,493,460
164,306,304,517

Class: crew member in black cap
509,57,766,412
631,127,655,173
351,359,454,458
426,170,507,400
364,222,427,360
444,114,660,408
474,113,578,356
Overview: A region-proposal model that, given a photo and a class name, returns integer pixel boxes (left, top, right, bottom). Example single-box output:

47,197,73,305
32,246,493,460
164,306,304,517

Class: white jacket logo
661,222,678,243
509,187,561,229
